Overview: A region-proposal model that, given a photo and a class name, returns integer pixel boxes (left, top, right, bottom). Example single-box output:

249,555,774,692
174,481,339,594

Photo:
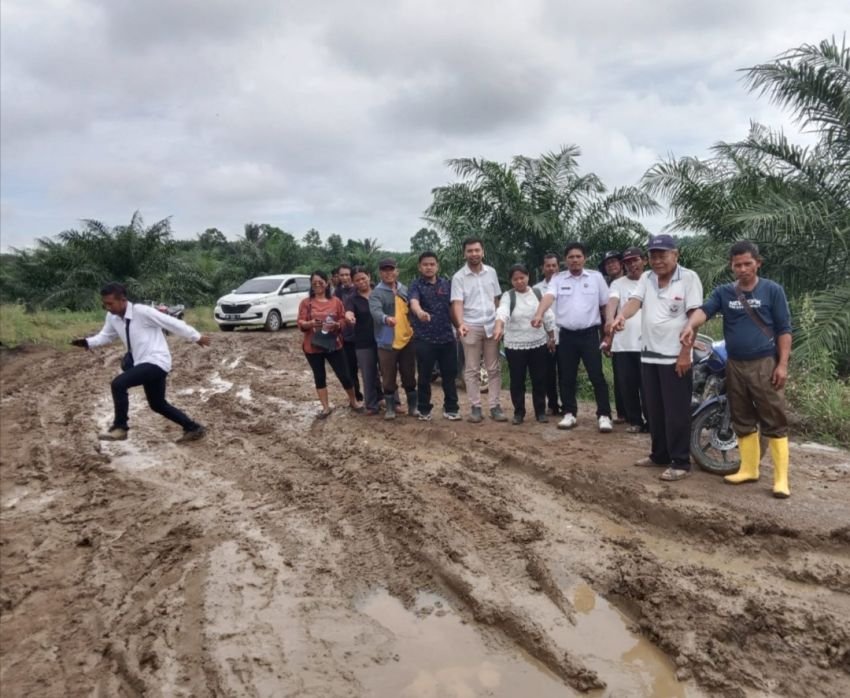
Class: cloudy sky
1,0,847,251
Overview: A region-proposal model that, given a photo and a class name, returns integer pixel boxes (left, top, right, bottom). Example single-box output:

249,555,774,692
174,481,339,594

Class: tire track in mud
2,334,849,697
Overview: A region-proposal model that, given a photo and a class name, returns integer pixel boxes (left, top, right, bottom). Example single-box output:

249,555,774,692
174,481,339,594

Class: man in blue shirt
409,251,461,421
681,241,793,497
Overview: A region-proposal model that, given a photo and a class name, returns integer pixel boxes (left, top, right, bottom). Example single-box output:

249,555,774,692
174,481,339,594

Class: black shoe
511,414,524,425
176,426,206,444
536,413,549,423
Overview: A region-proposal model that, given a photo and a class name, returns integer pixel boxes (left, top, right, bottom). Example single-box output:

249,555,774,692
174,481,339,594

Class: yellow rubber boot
725,432,760,484
769,436,790,498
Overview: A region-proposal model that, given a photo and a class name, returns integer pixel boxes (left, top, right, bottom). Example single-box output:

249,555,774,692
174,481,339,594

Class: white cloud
1,0,848,250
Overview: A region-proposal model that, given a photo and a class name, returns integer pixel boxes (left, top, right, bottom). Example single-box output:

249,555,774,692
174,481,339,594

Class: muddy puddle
357,586,702,697
2,332,849,698
357,588,573,697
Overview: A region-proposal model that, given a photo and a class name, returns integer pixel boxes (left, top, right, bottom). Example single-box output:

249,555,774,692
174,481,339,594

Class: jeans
415,340,459,415
111,362,199,432
505,345,548,417
641,362,692,468
557,326,611,418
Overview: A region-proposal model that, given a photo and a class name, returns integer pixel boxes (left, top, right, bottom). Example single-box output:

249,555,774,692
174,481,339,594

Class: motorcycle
689,334,742,475
153,302,185,320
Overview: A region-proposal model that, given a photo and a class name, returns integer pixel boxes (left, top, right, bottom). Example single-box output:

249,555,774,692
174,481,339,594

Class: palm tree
641,37,850,361
425,146,658,281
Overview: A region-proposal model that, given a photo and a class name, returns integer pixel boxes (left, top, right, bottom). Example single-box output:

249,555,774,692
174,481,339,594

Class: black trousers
342,341,362,400
611,356,626,419
415,340,459,414
505,345,548,417
641,362,692,468
557,327,611,418
111,363,199,432
304,350,353,390
544,347,561,412
613,351,647,427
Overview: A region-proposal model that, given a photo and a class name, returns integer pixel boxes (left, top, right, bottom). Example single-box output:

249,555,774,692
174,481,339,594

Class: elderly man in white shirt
532,242,613,433
71,282,210,442
450,237,507,423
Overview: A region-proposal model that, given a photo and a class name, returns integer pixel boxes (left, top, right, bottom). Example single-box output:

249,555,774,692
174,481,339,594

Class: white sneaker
598,415,613,433
557,414,577,430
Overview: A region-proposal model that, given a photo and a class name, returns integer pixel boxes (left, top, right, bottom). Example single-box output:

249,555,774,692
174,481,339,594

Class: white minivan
214,274,311,331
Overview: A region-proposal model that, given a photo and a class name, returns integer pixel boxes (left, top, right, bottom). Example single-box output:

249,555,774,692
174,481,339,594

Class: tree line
1,37,847,370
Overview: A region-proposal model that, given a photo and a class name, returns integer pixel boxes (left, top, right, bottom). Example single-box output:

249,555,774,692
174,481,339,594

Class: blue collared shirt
409,276,455,343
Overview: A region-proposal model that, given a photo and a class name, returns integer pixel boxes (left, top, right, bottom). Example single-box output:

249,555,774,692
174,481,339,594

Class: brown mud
1,332,848,697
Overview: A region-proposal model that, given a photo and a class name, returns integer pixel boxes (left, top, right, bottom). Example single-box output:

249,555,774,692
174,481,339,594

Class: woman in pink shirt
297,270,364,418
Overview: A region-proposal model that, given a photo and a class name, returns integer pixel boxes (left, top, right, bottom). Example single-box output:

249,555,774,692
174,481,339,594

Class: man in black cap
369,257,417,419
599,250,626,423
605,247,648,433
599,250,624,284
612,235,704,482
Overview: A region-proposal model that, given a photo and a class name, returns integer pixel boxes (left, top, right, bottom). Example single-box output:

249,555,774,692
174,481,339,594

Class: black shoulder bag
308,301,338,352
734,284,774,342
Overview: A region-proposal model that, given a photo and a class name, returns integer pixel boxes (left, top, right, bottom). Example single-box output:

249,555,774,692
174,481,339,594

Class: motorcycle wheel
690,402,741,476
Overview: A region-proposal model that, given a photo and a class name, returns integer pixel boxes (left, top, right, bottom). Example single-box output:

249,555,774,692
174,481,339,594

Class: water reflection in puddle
357,585,704,698
357,589,574,697
566,582,703,697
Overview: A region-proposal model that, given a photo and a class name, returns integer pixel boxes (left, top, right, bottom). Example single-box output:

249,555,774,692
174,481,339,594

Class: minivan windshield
233,279,282,294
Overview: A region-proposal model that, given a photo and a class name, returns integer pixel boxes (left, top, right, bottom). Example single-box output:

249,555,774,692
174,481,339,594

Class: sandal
659,467,690,481
350,404,366,414
316,407,333,420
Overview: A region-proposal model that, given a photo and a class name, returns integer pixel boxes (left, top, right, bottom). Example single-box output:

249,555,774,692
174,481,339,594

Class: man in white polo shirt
605,246,647,433
451,237,507,423
613,235,704,481
71,282,210,443
532,242,613,433
534,252,563,416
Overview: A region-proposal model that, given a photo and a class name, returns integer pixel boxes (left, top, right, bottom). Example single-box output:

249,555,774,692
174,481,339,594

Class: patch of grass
0,304,218,348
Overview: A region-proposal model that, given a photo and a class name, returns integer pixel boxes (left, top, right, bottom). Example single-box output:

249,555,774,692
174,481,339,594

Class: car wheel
220,325,235,332
264,310,282,332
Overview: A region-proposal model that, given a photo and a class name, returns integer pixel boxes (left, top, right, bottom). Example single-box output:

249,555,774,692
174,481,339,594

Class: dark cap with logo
378,257,397,269
647,234,677,251
621,246,644,260
598,250,622,273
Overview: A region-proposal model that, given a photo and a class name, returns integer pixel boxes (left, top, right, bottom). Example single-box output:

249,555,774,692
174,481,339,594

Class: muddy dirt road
1,330,848,697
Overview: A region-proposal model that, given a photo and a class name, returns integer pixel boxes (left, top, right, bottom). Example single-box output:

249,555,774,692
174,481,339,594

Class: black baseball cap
378,257,397,269
598,250,622,273
621,246,644,261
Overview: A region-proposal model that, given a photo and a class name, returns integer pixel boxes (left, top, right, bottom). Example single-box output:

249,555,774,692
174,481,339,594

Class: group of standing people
67,235,792,501
298,235,794,497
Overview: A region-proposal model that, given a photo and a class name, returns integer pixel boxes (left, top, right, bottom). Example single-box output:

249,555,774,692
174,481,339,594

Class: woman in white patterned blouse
493,264,556,425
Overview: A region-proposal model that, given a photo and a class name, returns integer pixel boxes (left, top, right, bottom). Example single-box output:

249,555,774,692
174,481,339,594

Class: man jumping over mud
70,282,210,443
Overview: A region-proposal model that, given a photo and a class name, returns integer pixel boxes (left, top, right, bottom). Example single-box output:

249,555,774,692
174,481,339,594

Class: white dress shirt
609,276,642,352
543,269,609,330
450,263,502,333
86,303,201,373
534,277,559,344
